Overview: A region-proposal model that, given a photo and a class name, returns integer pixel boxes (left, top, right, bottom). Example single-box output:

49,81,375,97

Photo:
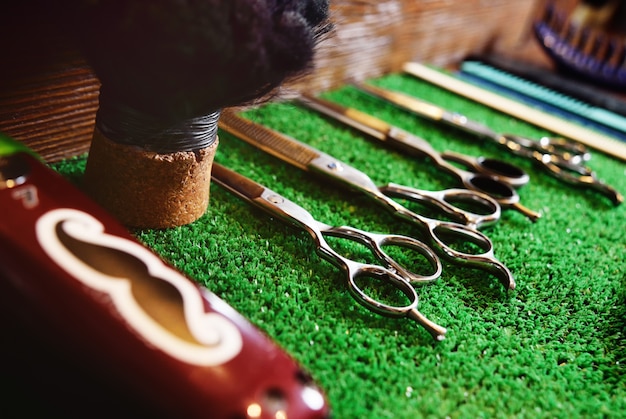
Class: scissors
296,95,540,218
218,110,516,291
210,163,447,340
296,93,542,222
356,83,624,206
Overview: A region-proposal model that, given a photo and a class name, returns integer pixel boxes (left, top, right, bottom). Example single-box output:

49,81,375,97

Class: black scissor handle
441,150,530,188
434,151,541,221
424,219,515,291
461,174,541,222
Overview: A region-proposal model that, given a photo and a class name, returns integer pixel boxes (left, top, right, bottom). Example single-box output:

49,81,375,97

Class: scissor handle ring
325,226,442,284
379,183,501,229
540,155,594,183
434,188,501,229
375,233,442,283
538,136,591,163
427,220,493,259
426,221,515,290
345,262,420,318
463,174,520,207
345,261,448,341
442,150,529,187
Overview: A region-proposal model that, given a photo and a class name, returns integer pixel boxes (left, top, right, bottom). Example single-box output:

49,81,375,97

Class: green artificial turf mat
53,71,626,418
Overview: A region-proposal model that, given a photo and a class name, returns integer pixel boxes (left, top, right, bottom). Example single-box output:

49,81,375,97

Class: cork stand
83,128,218,229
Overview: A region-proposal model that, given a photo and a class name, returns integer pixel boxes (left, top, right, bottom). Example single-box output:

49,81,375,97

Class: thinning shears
211,163,447,340
297,94,542,221
356,83,624,206
218,110,515,291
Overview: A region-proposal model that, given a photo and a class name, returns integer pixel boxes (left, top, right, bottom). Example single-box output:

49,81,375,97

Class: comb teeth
534,2,626,88
460,60,626,135
218,110,320,169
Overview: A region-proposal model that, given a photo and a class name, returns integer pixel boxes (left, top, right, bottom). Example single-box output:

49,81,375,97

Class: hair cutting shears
218,110,515,291
211,163,447,340
356,83,624,206
297,93,542,221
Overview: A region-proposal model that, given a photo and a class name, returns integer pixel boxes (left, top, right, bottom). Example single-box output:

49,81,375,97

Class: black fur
59,0,330,122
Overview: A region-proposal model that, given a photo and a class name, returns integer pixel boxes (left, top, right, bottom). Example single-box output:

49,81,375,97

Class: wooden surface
0,4,99,162
1,1,545,163
292,0,545,92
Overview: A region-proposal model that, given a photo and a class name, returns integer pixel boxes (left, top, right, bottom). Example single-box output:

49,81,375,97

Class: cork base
83,128,218,229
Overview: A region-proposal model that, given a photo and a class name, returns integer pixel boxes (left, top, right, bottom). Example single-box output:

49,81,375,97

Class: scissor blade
212,162,328,237
297,94,390,141
218,109,383,196
219,109,321,170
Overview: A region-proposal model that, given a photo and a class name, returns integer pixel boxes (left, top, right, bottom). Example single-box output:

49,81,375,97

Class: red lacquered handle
0,150,328,418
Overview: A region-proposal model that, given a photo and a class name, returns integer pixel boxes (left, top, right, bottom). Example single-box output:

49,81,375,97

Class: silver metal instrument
356,83,623,205
296,93,542,221
218,110,515,292
211,163,446,340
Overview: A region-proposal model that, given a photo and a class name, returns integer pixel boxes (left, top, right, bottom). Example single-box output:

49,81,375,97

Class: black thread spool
60,0,330,228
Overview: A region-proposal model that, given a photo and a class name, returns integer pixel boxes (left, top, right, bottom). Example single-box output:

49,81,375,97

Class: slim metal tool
218,109,516,291
296,93,542,221
356,83,623,205
402,61,626,163
212,163,446,340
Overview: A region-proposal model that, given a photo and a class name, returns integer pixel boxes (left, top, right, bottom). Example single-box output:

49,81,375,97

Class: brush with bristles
534,0,626,89
56,0,330,228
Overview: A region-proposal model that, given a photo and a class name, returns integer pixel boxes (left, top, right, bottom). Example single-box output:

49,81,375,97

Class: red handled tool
0,133,329,418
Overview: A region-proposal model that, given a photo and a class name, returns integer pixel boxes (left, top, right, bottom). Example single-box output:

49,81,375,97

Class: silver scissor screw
327,162,343,172
268,194,284,204
451,113,468,125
